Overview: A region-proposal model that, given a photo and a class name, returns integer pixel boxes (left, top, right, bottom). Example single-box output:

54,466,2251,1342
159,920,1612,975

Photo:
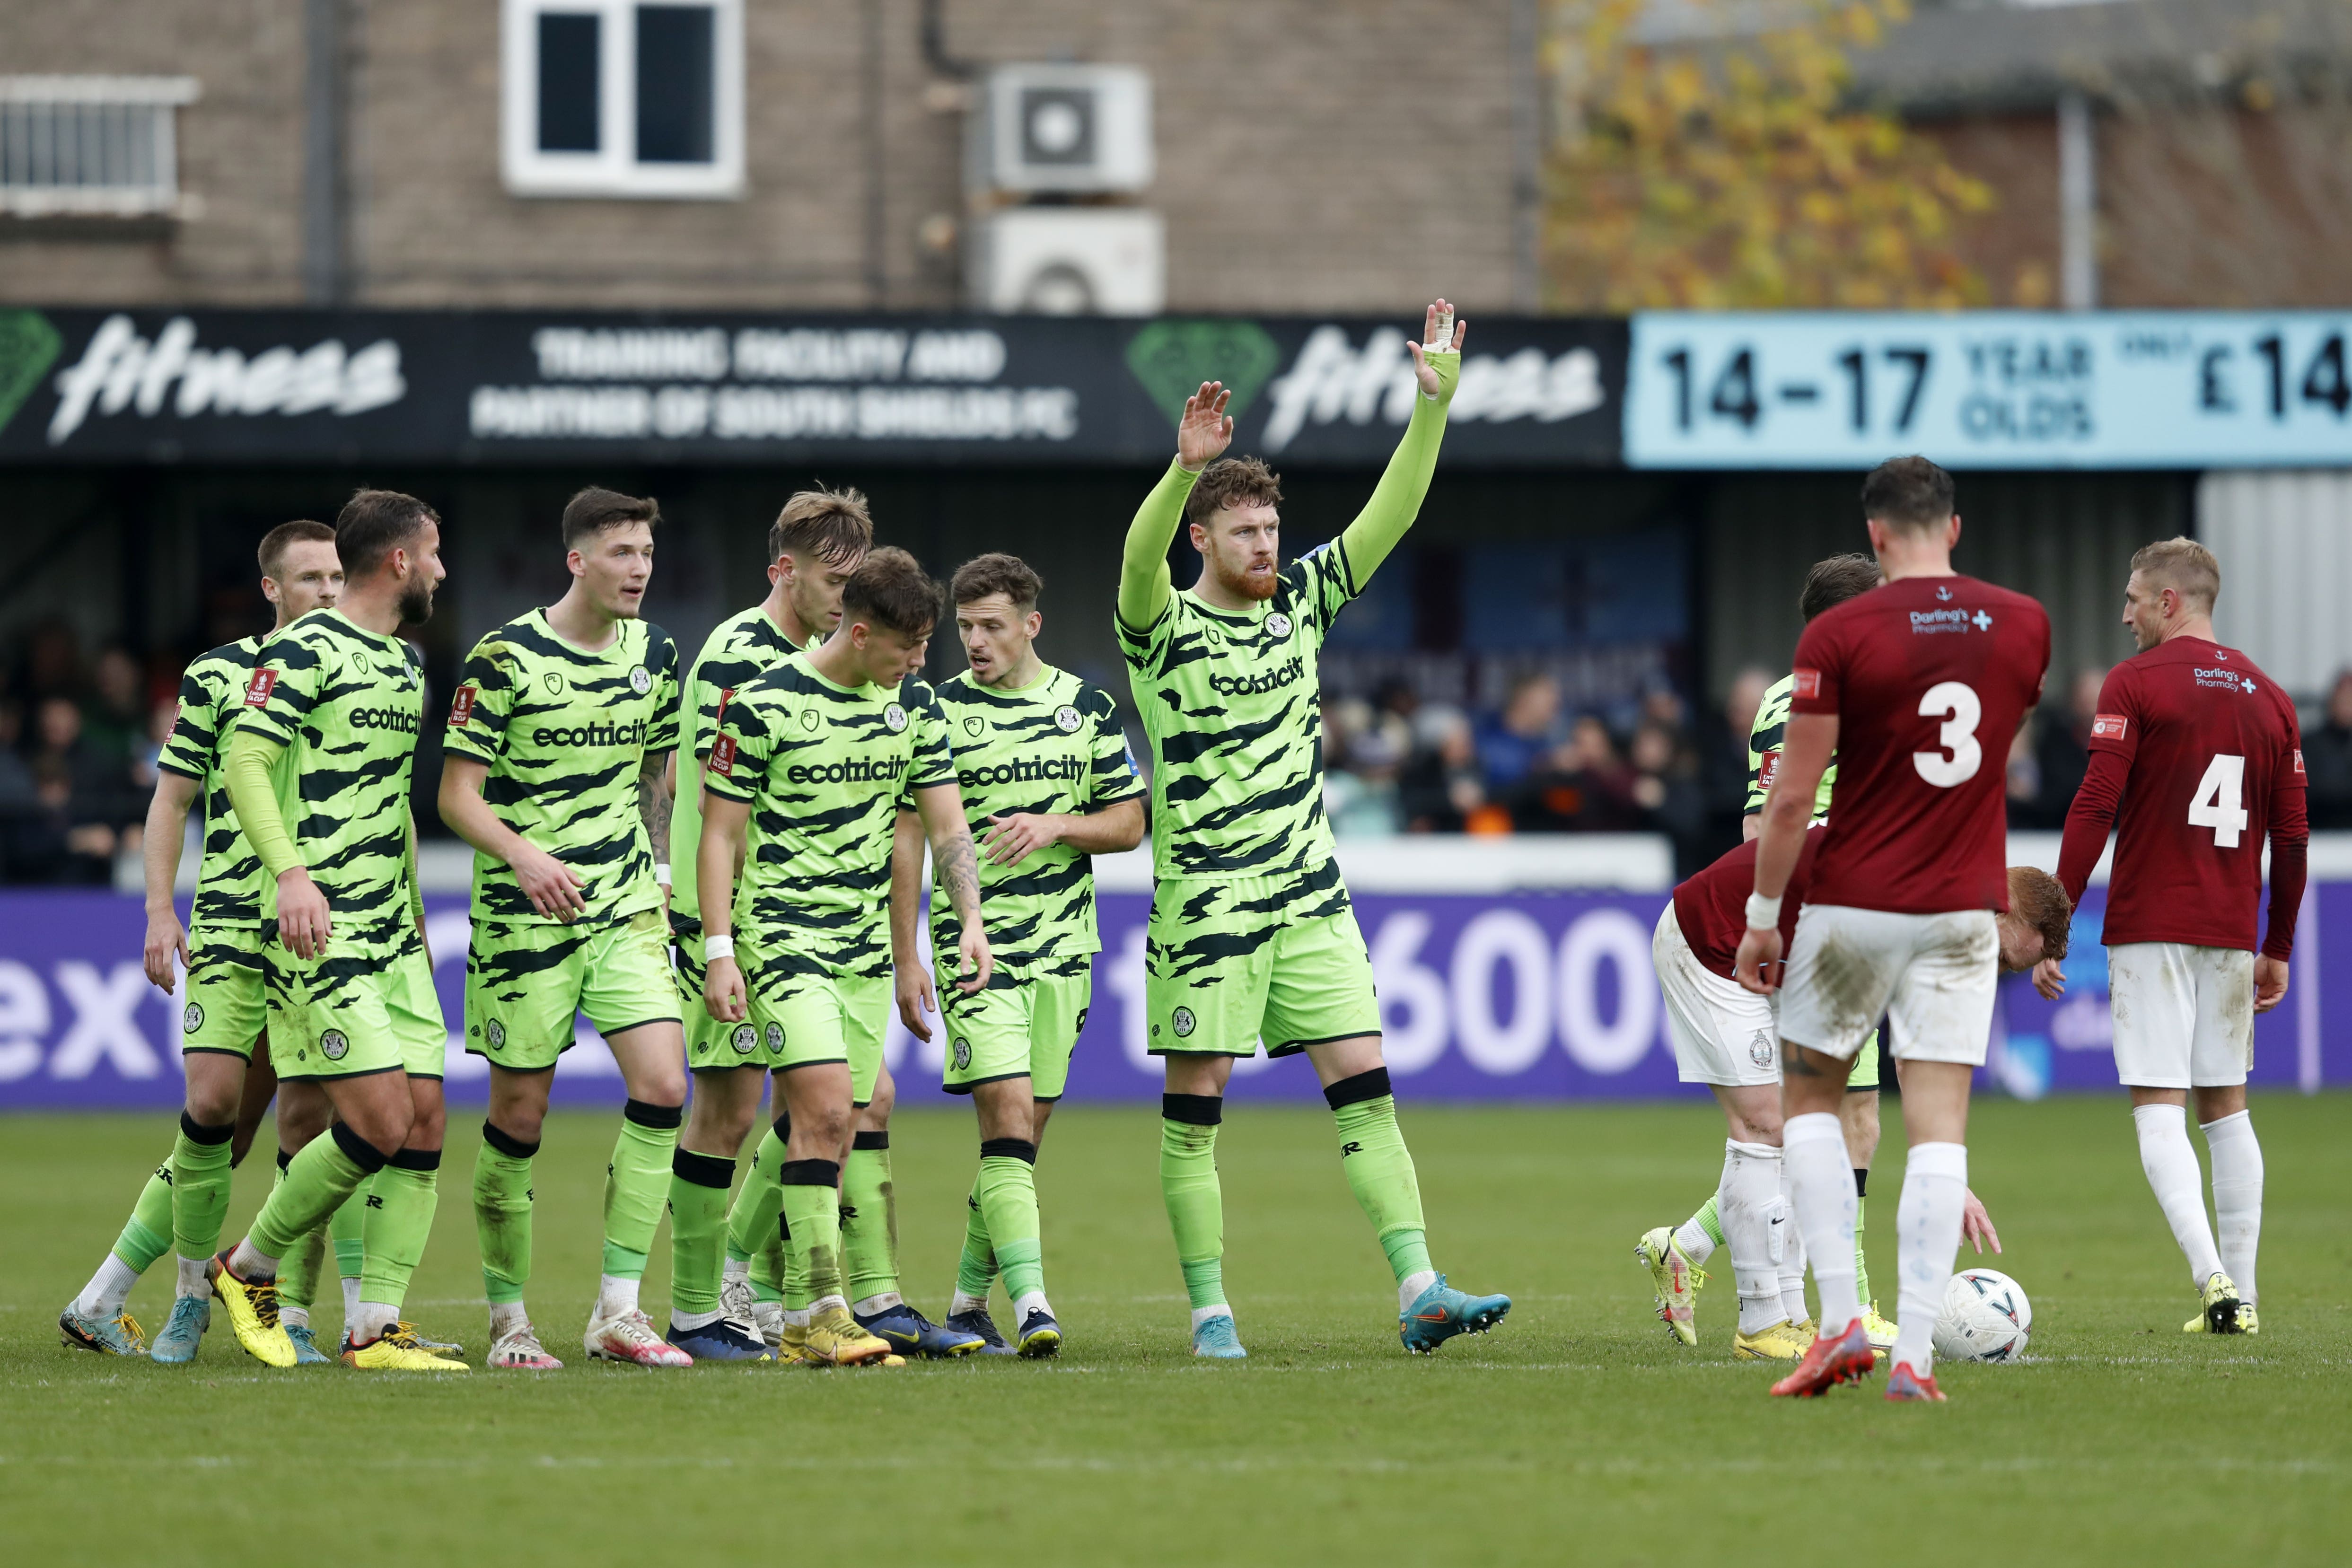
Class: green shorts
671,911,745,1074
266,937,446,1081
707,926,889,1105
1848,1027,1881,1091
465,909,679,1072
179,920,268,1061
1145,870,1378,1058
937,955,1091,1101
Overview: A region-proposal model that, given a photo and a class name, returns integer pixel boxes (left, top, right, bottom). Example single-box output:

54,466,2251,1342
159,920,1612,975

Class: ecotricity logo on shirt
44,315,406,446
781,755,910,786
1208,656,1305,698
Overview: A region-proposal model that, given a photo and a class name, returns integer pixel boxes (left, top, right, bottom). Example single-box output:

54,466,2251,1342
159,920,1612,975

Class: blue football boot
1399,1275,1512,1354
1191,1314,1247,1359
856,1302,983,1358
149,1295,213,1364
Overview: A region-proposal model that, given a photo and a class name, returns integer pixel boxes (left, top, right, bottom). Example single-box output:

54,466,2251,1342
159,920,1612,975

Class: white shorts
1778,904,1998,1067
2106,942,2255,1089
1653,904,1780,1086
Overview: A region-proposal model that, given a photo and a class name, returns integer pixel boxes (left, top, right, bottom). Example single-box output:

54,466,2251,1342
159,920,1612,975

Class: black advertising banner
0,307,1626,469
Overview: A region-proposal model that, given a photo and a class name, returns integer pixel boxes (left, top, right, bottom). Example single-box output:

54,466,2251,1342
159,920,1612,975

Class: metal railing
0,75,200,218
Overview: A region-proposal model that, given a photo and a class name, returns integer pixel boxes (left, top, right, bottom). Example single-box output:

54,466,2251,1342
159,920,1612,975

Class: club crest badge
765,1021,784,1051
320,1028,350,1061
1172,1006,1196,1038
1054,705,1081,733
485,1018,506,1050
952,1036,972,1070
1748,1031,1774,1069
182,1002,204,1034
731,1023,758,1054
1265,613,1292,639
884,703,909,733
629,666,652,696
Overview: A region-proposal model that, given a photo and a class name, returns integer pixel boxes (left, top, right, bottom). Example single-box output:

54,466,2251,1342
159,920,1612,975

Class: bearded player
1640,553,1909,1350
2047,537,2304,1337
1117,301,1509,1358
893,553,1146,1355
661,490,869,1362
61,521,348,1363
1738,456,2050,1402
439,487,690,1369
206,489,459,1371
1654,830,2062,1358
699,549,991,1367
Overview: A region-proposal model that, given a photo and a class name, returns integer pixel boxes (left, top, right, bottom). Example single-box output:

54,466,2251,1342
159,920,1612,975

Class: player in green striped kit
1635,553,1909,1350
61,521,354,1365
439,488,690,1369
699,548,992,1367
894,552,1145,1356
659,489,872,1362
209,489,462,1372
1115,301,1509,1358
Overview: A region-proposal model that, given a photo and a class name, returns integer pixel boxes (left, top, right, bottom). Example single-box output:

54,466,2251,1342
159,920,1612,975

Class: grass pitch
3,1094,2346,1566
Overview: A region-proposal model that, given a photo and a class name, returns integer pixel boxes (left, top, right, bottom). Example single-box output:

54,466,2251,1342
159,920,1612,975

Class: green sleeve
1335,350,1458,584
224,729,298,880
1116,458,1202,632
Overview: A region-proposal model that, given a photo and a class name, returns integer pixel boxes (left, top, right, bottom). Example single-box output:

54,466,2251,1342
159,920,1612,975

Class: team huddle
53,300,2303,1400
60,300,1509,1374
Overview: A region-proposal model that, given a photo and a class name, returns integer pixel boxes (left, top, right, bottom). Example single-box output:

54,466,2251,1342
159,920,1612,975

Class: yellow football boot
1731,1318,1806,1361
207,1252,296,1368
1861,1301,1899,1353
2183,1271,2247,1335
803,1305,895,1367
342,1323,470,1371
1632,1226,1704,1347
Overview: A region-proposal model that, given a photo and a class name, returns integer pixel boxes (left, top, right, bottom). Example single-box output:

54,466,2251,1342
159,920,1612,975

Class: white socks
175,1254,211,1300
2134,1104,2224,1286
1189,1304,1232,1330
350,1300,398,1342
1673,1214,1717,1268
595,1274,641,1321
281,1305,310,1331
1784,1113,1857,1333
669,1307,724,1332
1396,1269,1438,1313
77,1253,141,1320
227,1238,278,1282
2203,1110,2263,1305
1720,1139,1787,1335
490,1301,531,1339
852,1292,903,1318
341,1275,362,1324
1012,1289,1053,1326
949,1290,989,1318
1775,1157,1809,1325
1892,1141,1967,1376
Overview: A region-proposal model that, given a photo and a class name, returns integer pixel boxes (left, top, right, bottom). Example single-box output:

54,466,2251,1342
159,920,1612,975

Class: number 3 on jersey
1913,680,1982,787
2187,753,2249,847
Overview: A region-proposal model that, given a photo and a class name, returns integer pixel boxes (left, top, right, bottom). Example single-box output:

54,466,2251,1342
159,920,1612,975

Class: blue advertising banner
2,885,2340,1110
1624,311,2352,470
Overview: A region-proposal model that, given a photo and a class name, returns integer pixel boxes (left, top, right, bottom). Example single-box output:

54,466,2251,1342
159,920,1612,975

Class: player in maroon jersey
1651,832,2066,1358
1735,456,2052,1403
2047,537,2306,1338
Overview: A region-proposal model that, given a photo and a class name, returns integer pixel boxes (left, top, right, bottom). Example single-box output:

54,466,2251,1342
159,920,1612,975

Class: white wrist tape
703,934,735,961
655,863,671,886
1745,893,1783,930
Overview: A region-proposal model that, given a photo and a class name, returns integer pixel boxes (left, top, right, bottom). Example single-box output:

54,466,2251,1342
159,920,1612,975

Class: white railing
0,76,199,218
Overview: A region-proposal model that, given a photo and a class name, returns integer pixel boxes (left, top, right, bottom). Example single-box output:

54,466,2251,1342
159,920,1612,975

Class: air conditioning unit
972,208,1165,315
976,64,1153,193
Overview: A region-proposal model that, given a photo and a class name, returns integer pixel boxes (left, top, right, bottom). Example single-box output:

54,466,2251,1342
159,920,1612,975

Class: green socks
168,1114,236,1263
1692,1194,1728,1251
331,1182,368,1284
358,1153,440,1314
602,1100,680,1281
473,1121,537,1306
724,1121,789,1269
668,1148,735,1317
251,1125,381,1261
1160,1096,1227,1312
110,1152,176,1273
1854,1182,1873,1305
842,1132,898,1305
957,1178,998,1298
976,1141,1044,1303
273,1153,328,1313
780,1160,845,1304
1329,1074,1432,1283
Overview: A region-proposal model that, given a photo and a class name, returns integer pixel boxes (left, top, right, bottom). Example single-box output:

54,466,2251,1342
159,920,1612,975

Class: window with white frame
501,0,743,198
0,76,200,218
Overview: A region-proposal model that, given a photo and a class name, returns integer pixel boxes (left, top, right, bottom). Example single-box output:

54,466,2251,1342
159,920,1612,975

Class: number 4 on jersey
2186,753,2249,847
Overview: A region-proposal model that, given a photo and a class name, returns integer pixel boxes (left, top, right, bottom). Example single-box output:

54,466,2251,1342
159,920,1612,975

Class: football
1932,1268,2034,1362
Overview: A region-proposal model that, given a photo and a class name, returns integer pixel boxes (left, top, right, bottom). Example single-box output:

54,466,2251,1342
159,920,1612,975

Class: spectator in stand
1323,693,1406,839
1704,666,1773,845
13,696,140,883
1514,713,1640,832
1476,672,1562,795
1398,704,1489,833
2006,723,2041,828
2305,669,2352,831
2028,668,2106,826
1630,719,1709,875
82,646,148,773
133,693,179,792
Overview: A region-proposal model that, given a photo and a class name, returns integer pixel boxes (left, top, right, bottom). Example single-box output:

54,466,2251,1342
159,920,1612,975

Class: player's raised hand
1406,298,1467,402
2031,955,2067,1002
2253,955,2289,1014
511,841,588,922
1733,925,1783,996
144,907,189,994
956,924,993,996
704,953,747,1024
1176,381,1234,471
276,867,332,960
1961,1188,2003,1254
895,961,938,1043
